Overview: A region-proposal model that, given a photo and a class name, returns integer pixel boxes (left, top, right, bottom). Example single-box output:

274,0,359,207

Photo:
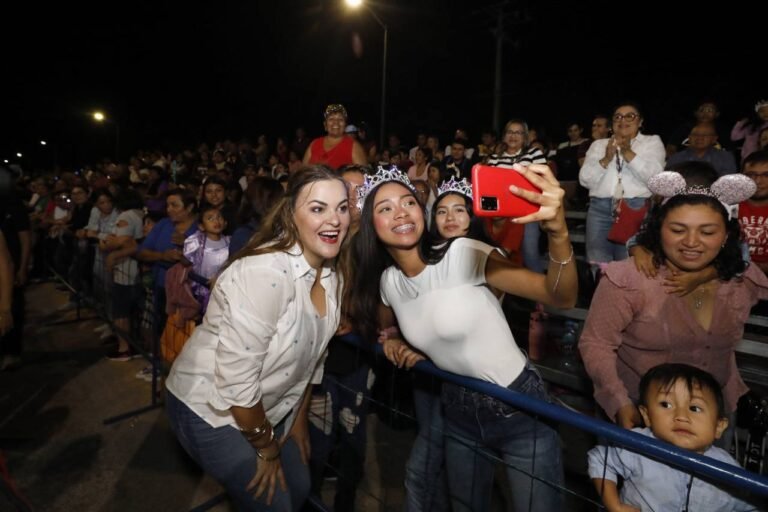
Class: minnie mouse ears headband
647,171,756,220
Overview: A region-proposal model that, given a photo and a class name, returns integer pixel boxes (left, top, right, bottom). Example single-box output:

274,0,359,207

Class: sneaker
106,349,135,362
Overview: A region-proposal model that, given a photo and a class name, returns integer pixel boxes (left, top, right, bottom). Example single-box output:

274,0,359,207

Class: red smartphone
471,164,541,217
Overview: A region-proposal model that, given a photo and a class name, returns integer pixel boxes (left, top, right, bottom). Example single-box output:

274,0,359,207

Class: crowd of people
2,98,768,511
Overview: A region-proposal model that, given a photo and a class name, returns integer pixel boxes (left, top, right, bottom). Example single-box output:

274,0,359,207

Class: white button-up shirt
166,245,340,432
579,133,666,198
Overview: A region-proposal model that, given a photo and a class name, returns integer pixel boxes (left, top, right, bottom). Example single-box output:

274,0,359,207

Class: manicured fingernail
510,185,519,193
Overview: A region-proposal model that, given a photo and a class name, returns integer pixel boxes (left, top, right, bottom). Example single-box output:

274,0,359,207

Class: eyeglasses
613,112,639,122
698,107,717,113
744,172,768,180
505,130,525,136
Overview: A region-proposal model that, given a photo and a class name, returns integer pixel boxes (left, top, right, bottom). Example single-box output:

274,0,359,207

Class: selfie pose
165,166,351,511
351,165,577,512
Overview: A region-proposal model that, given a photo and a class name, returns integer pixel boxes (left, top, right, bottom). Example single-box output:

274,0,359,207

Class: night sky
1,0,764,169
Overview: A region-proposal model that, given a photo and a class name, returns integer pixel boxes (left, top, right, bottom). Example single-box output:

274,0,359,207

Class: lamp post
92,111,120,161
344,0,388,151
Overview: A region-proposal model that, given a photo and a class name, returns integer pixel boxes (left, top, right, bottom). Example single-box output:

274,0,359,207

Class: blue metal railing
335,333,768,499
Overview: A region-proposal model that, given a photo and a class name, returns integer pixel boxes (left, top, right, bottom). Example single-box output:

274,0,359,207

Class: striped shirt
486,147,546,168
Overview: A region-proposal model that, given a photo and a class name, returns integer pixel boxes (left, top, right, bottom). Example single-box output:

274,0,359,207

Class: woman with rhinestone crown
579,169,767,434
350,164,577,511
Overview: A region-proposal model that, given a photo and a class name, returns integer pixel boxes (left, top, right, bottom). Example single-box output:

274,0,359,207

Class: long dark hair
350,181,463,342
226,164,347,269
635,195,745,280
238,176,284,225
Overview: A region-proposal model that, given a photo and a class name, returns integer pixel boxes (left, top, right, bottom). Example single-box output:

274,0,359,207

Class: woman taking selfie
351,165,576,512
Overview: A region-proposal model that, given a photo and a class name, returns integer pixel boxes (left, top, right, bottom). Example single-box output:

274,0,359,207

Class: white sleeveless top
380,237,526,386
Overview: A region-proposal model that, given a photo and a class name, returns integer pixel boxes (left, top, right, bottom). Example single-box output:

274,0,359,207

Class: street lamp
40,140,47,146
91,110,120,161
344,0,388,150
16,153,22,158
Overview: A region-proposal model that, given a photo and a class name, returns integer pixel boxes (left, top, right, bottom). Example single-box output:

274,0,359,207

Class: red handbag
606,199,648,244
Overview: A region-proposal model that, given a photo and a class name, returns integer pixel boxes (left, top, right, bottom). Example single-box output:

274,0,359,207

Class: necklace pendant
693,295,703,309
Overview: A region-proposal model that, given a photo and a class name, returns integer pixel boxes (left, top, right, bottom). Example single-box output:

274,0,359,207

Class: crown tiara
647,171,756,220
324,103,348,119
437,177,473,200
356,166,414,211
755,100,768,113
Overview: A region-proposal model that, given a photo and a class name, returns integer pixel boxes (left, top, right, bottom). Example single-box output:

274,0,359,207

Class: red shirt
739,201,768,263
307,136,355,170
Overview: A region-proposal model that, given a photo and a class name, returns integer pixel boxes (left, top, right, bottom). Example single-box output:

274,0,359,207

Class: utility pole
492,8,504,132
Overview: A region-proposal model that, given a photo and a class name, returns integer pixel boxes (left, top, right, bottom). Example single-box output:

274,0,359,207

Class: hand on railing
379,333,425,369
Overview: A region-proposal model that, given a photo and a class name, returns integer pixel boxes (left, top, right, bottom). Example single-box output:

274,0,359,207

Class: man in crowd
667,123,737,176
739,150,768,275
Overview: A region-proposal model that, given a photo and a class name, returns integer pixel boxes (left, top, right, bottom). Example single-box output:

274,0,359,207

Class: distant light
93,111,105,122
16,152,22,158
40,140,47,146
3,159,8,164
345,0,363,7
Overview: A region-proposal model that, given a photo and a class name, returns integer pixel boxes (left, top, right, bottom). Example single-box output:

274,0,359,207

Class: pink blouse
579,260,768,420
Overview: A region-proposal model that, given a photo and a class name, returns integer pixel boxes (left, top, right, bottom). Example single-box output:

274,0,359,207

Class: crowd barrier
40,237,768,511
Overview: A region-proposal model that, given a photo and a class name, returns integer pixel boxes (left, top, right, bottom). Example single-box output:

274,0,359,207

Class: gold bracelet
239,417,271,443
256,441,281,462
248,425,275,449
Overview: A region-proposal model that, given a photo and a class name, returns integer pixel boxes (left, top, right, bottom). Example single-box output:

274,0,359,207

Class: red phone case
471,164,541,218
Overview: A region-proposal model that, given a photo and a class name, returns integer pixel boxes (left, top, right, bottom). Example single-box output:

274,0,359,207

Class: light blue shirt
587,428,759,511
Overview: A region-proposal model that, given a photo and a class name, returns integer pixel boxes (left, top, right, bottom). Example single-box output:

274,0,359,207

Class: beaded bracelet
549,246,574,293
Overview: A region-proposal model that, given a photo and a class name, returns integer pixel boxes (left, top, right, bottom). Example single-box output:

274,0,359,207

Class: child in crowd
182,205,230,313
588,363,759,512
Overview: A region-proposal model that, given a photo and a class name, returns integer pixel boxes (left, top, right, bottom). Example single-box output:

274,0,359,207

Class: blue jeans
441,365,563,512
586,197,646,270
405,374,449,512
308,363,373,512
166,391,310,511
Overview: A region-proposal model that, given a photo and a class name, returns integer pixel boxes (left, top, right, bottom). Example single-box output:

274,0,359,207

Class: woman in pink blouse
579,170,766,430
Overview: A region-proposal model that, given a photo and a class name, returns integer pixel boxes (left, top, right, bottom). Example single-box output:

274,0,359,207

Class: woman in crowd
579,170,763,431
165,166,351,511
230,176,284,256
485,119,549,273
144,165,169,215
84,190,119,300
579,102,665,271
731,99,768,163
135,188,199,329
302,104,368,170
101,188,146,360
351,165,577,512
407,147,433,182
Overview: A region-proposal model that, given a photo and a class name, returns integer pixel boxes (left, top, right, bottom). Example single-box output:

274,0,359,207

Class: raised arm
485,164,577,308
